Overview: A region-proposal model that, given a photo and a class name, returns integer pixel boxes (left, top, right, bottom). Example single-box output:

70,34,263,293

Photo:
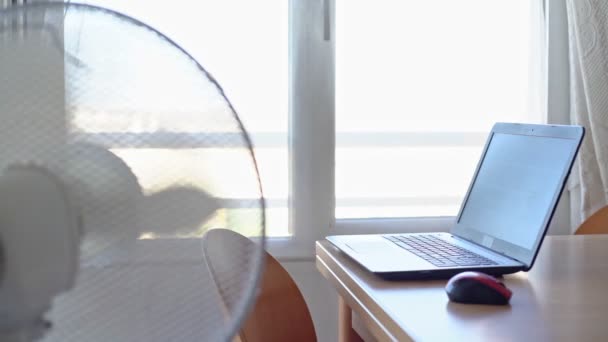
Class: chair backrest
203,229,316,342
575,206,608,235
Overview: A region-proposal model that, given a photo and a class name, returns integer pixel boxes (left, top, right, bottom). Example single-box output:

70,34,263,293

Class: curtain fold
567,0,608,232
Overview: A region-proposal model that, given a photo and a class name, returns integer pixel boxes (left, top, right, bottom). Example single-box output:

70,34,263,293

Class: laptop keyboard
383,234,498,268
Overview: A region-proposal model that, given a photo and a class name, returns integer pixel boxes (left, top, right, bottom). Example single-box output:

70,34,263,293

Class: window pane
80,1,289,236
336,0,543,218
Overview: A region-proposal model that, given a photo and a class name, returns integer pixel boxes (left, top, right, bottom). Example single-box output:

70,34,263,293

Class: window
335,0,546,220
68,0,334,258
79,0,291,237
60,1,551,257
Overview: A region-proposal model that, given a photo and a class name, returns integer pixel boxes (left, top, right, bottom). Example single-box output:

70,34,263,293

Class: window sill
332,216,455,235
267,216,456,261
83,217,456,265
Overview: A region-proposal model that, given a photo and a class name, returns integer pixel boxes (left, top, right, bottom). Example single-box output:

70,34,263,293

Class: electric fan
0,2,266,341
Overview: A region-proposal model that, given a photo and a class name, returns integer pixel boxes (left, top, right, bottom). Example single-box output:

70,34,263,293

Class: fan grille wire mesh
0,3,266,341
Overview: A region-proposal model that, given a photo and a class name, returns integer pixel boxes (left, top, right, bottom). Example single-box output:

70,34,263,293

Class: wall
282,260,339,342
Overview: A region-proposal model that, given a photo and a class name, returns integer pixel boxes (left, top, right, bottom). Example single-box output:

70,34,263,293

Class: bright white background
336,0,544,219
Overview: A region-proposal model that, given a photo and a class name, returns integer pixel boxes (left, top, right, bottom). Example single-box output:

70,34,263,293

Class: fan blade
63,143,141,265
138,186,220,237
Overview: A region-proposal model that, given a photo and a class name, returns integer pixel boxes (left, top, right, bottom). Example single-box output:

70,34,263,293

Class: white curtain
567,0,608,231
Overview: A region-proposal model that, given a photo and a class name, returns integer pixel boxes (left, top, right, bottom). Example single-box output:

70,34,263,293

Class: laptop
327,123,585,280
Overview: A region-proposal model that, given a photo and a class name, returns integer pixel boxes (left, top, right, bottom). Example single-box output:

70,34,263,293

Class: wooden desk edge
317,236,608,342
316,241,415,342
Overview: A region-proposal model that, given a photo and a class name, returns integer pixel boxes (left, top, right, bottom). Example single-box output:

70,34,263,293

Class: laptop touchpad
347,241,387,254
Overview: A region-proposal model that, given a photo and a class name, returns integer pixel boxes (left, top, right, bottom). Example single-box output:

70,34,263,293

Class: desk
316,235,608,342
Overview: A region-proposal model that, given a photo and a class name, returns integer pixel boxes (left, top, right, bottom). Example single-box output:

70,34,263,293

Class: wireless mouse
445,271,512,305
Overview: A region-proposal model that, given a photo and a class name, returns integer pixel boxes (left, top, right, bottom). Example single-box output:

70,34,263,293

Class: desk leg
339,296,364,342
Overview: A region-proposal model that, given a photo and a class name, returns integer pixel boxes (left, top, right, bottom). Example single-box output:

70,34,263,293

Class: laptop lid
451,123,584,270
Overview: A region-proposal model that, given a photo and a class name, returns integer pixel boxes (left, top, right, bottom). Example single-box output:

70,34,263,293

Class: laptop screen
452,123,583,268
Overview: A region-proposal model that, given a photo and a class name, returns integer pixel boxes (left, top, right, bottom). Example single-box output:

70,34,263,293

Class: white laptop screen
452,124,583,267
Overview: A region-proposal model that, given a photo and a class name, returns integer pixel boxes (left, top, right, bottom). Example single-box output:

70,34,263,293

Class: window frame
268,0,573,260
265,0,335,260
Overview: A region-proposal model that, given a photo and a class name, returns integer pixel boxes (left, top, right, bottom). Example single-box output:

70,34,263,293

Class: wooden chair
203,229,317,342
575,205,608,235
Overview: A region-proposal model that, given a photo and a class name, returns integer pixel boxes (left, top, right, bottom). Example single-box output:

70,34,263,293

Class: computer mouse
445,271,512,305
